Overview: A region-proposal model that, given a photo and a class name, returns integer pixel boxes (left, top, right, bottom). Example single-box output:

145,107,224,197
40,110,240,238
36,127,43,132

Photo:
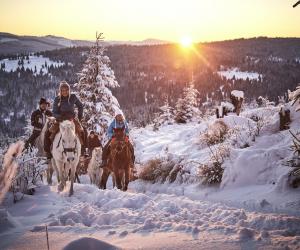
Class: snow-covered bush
139,158,177,183
286,131,300,188
10,148,47,202
256,96,275,107
288,85,300,111
198,144,230,185
0,142,23,204
200,120,229,146
175,83,200,123
216,101,235,118
1,141,47,203
284,85,300,187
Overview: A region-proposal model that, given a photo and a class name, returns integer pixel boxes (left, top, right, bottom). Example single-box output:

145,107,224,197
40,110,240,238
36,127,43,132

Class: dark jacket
87,135,102,150
52,94,83,121
31,109,52,130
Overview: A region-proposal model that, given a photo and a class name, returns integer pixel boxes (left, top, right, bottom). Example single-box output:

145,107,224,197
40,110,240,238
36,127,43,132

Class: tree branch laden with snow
74,34,122,143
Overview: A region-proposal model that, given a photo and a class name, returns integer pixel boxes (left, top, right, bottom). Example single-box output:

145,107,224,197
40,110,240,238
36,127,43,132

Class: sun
180,36,193,48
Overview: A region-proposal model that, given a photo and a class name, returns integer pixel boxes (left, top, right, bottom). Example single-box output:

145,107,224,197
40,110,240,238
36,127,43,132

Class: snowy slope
131,105,300,212
0,33,94,54
217,67,262,81
0,55,65,75
1,105,300,249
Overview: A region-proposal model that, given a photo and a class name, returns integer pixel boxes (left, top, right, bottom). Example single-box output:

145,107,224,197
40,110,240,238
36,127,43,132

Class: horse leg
112,172,116,188
75,172,80,183
123,168,129,191
52,159,60,183
69,166,76,196
97,168,103,188
114,169,122,190
47,161,54,185
100,168,109,189
57,163,65,192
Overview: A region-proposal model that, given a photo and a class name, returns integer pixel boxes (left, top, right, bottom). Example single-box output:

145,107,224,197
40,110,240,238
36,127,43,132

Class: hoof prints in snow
46,183,300,242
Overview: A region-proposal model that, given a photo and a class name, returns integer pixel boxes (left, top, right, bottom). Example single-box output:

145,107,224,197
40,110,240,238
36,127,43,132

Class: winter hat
115,108,124,118
39,97,47,105
59,80,70,95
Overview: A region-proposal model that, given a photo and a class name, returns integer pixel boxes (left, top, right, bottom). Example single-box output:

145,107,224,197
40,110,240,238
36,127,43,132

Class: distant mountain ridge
0,33,170,55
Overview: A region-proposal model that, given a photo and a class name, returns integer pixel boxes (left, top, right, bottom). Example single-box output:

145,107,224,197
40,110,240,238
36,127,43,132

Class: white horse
87,147,103,187
33,116,56,185
51,120,81,196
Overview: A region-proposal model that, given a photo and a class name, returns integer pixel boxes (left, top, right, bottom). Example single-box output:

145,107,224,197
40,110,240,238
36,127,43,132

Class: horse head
46,116,56,129
59,120,78,163
93,147,102,164
113,126,125,141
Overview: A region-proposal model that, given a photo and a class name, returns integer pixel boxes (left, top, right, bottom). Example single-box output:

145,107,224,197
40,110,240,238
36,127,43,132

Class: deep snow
1,105,300,249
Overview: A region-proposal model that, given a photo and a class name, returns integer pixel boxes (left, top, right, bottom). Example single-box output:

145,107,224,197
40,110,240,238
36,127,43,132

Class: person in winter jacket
44,81,84,158
100,112,135,167
24,97,52,149
87,131,102,156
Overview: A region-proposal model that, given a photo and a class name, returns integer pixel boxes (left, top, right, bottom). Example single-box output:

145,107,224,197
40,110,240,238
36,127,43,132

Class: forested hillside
1,37,300,139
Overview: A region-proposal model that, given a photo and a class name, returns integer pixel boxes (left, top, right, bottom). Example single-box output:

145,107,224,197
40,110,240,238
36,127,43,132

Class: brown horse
100,127,132,191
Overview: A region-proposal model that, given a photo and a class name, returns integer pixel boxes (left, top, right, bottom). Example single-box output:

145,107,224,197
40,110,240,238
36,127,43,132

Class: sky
0,0,299,42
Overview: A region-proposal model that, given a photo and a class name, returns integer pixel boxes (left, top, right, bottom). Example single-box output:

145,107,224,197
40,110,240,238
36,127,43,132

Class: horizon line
1,31,300,45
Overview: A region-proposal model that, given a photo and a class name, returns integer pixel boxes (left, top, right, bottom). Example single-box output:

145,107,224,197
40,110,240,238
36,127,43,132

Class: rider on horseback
100,112,135,167
24,97,52,149
44,81,84,159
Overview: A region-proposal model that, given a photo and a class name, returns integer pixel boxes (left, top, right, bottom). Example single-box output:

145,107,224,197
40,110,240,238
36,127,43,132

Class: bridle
111,139,128,158
57,134,78,156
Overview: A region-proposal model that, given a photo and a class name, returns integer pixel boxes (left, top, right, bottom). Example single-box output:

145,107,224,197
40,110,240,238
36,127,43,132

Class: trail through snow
1,106,300,249
1,178,300,250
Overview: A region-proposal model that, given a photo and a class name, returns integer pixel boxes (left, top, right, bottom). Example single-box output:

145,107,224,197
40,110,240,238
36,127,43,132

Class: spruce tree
74,33,121,142
175,82,199,123
153,95,174,129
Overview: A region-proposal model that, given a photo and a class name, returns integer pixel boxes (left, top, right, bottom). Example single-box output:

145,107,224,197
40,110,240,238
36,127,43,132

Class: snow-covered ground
0,55,65,75
217,68,262,81
1,105,300,249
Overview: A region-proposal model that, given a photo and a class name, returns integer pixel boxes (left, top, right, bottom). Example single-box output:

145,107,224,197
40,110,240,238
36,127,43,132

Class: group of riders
25,80,135,168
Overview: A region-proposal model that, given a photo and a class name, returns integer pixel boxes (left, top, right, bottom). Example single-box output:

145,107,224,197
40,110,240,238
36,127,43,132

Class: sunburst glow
180,36,193,48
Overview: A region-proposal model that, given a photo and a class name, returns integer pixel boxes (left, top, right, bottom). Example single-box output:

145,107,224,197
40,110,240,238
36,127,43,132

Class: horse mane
113,126,126,141
60,120,76,134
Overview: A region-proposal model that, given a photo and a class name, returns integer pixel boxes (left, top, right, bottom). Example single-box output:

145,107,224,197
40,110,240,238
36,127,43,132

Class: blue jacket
108,119,129,139
52,94,83,121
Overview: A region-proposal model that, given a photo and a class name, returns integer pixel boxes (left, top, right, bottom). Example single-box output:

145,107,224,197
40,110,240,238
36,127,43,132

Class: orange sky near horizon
0,0,299,42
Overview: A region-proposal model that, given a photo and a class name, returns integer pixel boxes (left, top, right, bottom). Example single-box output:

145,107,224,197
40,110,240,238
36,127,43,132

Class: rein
62,139,78,155
56,133,78,155
111,140,128,159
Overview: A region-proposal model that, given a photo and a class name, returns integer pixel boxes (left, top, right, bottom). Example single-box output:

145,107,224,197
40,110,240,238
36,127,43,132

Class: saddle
49,119,84,145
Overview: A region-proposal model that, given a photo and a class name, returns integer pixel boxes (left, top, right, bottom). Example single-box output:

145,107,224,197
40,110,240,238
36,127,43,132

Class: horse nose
67,157,75,162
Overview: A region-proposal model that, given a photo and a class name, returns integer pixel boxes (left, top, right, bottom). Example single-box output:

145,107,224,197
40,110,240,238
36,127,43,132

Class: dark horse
100,127,132,191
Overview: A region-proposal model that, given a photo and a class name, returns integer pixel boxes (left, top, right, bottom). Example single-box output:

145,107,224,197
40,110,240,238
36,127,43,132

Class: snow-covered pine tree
288,85,300,111
153,95,174,129
175,82,199,123
74,33,121,142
